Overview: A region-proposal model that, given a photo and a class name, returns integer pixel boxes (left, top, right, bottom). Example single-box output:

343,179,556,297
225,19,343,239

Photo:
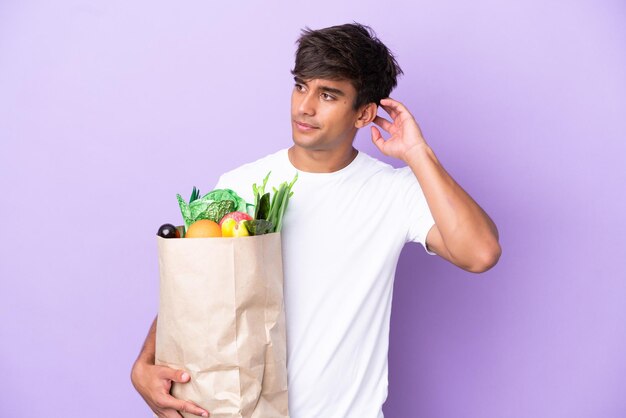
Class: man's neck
288,145,358,173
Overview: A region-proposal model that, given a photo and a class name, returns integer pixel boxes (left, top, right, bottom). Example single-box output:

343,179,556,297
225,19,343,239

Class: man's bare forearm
405,143,501,268
136,315,157,364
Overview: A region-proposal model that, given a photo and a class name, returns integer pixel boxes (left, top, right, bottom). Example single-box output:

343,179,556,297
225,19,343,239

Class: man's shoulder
353,151,428,200
220,148,287,181
216,148,290,201
357,150,413,179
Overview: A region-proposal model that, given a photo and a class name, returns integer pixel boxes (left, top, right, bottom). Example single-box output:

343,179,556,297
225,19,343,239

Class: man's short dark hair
291,22,403,110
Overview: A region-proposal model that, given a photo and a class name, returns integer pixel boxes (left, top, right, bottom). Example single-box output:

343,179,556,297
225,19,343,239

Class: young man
131,23,501,418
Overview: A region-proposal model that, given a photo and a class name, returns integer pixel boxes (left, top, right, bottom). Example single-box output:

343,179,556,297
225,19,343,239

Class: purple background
1,1,625,417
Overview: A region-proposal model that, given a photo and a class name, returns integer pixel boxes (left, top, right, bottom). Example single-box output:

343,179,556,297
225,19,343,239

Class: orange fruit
185,219,222,238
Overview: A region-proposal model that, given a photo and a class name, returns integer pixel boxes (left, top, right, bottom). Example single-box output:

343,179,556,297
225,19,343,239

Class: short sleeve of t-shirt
396,166,437,255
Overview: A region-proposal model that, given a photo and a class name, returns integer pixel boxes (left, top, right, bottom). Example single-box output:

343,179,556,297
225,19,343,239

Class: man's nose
297,91,316,116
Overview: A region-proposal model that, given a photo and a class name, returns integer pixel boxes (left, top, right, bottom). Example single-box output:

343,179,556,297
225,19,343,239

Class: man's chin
291,132,320,148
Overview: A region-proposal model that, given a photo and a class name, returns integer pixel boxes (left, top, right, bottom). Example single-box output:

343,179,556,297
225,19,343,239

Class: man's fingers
157,366,191,383
380,97,405,110
172,398,210,417
157,410,183,418
380,97,411,119
371,126,385,151
156,394,209,417
380,105,401,120
373,116,393,132
380,106,399,119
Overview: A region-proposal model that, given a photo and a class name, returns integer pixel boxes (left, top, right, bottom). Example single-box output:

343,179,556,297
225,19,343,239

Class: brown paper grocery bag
155,232,289,418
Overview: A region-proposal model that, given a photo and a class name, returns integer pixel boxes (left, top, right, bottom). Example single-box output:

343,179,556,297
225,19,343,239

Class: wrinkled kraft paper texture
155,233,290,418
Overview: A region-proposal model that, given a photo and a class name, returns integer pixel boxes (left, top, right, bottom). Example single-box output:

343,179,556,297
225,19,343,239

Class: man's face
290,77,361,151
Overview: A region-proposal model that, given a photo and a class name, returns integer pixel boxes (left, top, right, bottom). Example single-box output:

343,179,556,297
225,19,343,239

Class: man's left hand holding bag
131,316,210,418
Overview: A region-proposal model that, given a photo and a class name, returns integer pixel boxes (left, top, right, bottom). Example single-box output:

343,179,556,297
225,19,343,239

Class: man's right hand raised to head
130,316,210,418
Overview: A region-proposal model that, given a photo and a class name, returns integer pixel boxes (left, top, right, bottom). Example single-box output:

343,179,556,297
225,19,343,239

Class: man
131,23,501,418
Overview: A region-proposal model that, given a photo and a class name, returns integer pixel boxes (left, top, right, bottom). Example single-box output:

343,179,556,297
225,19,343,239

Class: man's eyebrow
293,76,346,97
318,85,346,96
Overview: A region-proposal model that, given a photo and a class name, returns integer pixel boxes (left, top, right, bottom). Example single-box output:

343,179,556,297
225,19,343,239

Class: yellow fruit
221,218,237,237
221,218,250,237
186,219,222,238
233,220,250,237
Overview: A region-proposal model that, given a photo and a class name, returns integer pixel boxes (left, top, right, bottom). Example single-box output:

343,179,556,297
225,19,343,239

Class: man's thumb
174,370,191,383
371,126,384,150
160,367,191,383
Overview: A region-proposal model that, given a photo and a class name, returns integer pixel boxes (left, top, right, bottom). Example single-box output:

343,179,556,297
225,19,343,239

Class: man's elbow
466,242,502,273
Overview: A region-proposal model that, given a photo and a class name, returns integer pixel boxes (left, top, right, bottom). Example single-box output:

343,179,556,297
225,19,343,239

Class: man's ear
355,103,378,128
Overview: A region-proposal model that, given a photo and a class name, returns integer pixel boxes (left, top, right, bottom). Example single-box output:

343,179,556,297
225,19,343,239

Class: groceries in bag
154,171,297,418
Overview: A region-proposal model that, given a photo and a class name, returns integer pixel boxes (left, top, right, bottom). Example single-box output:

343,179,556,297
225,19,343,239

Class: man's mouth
294,120,319,130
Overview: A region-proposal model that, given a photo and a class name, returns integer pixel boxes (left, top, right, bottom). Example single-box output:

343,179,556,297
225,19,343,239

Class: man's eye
321,93,335,101
295,83,304,91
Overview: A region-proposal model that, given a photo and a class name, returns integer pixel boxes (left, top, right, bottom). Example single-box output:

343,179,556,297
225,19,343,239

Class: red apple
219,211,253,226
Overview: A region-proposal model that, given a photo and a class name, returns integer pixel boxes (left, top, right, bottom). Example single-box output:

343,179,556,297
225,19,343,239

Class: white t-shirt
215,147,436,418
